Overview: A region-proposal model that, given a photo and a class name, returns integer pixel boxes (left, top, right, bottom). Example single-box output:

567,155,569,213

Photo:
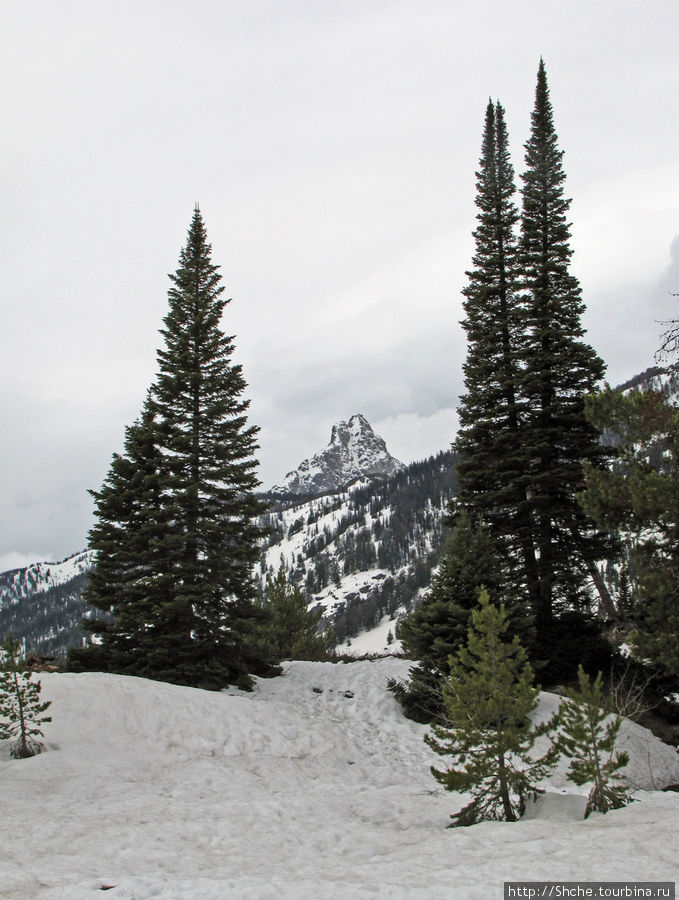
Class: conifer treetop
520,59,575,290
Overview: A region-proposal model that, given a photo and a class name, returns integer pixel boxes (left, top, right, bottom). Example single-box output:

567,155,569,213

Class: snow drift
2,658,678,899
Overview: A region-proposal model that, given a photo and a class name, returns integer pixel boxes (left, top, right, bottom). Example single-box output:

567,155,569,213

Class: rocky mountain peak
270,414,404,497
330,413,375,448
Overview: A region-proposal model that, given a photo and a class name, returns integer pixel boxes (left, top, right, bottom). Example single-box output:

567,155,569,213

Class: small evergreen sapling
425,591,559,826
559,666,630,817
0,634,52,759
256,568,332,662
392,510,528,724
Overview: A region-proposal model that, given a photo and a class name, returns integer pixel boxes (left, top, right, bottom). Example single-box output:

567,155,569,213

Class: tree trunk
497,746,516,821
583,556,618,620
13,670,29,758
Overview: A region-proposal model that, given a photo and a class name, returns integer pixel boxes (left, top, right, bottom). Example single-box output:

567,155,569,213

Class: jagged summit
270,413,405,497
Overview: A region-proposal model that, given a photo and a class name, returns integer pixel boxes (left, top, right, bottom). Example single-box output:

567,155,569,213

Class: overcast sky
2,1,678,571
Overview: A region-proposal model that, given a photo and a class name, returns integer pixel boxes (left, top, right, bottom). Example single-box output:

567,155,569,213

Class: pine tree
392,510,528,723
72,208,268,690
559,665,630,817
0,633,52,758
454,100,541,607
580,386,679,678
518,60,609,626
255,567,332,662
425,591,559,825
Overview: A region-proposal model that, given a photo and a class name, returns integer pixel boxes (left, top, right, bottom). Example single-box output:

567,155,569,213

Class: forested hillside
0,451,457,656
258,449,457,644
0,552,94,656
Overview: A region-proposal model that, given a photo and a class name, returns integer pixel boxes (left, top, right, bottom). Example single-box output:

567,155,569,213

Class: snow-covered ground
2,658,678,899
340,610,402,655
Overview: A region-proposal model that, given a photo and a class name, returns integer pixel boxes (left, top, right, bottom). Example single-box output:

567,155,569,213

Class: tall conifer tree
74,399,174,675
518,60,609,626
72,208,268,689
452,63,611,648
456,101,522,510
454,100,540,611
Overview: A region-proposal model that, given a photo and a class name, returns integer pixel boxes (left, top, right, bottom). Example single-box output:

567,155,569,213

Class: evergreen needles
70,208,269,690
425,596,632,826
0,633,52,759
559,666,630,817
256,568,333,662
392,511,528,723
580,386,679,678
453,59,612,648
425,591,559,825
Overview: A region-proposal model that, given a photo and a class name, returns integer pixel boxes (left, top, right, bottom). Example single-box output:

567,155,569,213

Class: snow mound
2,659,678,899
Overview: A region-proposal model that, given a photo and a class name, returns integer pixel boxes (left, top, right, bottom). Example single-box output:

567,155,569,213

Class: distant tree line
256,451,457,643
0,572,93,658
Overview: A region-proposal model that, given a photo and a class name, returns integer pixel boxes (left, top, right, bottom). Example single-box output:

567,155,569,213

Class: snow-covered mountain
259,449,456,651
0,450,457,657
4,659,678,897
0,551,94,605
0,551,95,655
617,365,679,396
270,413,404,496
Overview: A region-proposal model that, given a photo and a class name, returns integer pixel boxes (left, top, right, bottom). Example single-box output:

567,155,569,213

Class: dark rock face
271,414,404,497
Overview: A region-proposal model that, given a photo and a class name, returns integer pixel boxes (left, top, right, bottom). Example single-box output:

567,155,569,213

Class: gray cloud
2,1,679,567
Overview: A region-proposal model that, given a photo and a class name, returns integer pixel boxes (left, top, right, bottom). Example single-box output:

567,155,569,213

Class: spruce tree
518,60,609,626
392,510,526,723
255,567,332,662
73,208,268,690
425,591,559,825
0,634,52,758
72,398,176,675
453,99,544,622
456,100,522,481
452,74,610,660
559,665,630,817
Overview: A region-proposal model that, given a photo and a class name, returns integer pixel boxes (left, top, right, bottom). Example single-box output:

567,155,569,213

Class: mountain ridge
4,366,675,658
270,413,404,497
0,450,457,656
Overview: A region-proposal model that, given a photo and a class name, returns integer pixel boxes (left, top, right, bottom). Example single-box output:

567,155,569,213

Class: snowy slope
0,551,94,608
0,551,96,655
2,659,678,899
257,453,455,651
1,452,456,656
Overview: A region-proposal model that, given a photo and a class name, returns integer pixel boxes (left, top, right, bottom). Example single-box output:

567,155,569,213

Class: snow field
1,658,678,899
